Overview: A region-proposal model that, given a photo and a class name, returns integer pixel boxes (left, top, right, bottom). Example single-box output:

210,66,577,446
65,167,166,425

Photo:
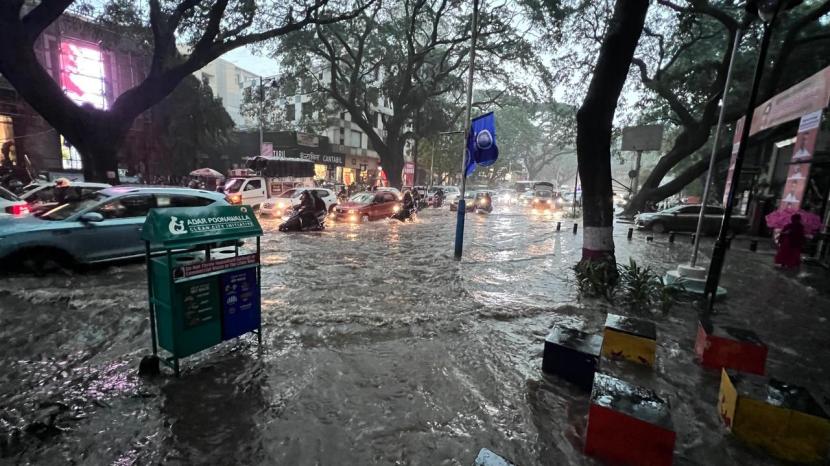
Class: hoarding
59,39,107,109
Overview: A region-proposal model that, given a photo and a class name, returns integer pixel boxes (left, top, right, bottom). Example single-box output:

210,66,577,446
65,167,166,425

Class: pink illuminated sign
59,40,107,109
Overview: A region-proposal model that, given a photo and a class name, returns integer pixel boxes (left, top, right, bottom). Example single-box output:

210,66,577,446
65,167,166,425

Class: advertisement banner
780,111,821,209
748,66,830,137
723,118,744,205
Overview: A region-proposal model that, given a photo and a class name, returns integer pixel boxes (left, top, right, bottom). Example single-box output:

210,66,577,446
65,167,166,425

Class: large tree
0,0,369,182
622,0,830,214
275,0,537,187
153,75,235,177
576,0,649,263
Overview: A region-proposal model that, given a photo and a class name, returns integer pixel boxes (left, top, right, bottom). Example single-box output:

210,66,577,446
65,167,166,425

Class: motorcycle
391,206,416,222
278,208,327,232
432,195,444,208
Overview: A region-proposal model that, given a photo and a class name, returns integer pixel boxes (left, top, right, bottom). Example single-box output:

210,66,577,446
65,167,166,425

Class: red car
334,191,401,222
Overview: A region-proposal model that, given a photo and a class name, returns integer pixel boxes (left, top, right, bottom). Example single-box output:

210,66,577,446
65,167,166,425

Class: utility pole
454,0,479,260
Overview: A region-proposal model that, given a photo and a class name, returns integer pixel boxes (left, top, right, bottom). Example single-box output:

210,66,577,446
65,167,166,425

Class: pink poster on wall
780,110,821,209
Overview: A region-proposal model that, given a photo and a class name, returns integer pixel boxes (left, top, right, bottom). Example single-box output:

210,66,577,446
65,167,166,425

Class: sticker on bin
176,253,258,279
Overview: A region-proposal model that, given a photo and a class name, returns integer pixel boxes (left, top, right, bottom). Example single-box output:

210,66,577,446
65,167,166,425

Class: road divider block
601,314,657,367
719,369,830,464
695,318,767,375
542,326,603,390
585,372,676,466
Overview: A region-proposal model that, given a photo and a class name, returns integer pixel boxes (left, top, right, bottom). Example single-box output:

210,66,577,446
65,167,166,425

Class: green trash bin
140,205,263,376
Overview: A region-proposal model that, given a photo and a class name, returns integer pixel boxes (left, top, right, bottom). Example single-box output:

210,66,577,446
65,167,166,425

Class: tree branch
21,0,74,41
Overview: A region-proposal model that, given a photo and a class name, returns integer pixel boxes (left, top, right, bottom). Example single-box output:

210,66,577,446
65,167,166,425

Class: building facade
194,57,259,129
0,12,155,180
258,66,405,186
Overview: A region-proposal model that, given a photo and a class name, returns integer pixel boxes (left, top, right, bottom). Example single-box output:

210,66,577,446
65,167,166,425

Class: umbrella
765,208,823,234
189,168,224,178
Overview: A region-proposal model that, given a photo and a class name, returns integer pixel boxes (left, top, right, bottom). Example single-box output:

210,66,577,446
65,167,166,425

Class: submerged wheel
651,222,666,234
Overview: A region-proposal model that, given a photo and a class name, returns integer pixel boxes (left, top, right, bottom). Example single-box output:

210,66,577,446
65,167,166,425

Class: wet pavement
1,207,829,465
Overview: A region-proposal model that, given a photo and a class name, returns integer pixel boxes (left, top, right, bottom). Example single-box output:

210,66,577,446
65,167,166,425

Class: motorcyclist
393,190,415,222
475,191,493,213
295,190,327,228
434,187,445,207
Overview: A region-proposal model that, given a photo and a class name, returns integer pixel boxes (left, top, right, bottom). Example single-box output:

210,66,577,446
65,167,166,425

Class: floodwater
1,206,828,465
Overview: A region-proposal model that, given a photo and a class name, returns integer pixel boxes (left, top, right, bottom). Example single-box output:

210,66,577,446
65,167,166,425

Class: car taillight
5,204,29,216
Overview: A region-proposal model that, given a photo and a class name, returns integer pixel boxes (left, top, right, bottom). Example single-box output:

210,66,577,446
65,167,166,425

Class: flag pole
454,0,479,260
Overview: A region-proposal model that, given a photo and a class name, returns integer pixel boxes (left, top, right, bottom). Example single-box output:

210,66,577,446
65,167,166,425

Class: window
350,130,362,148
60,136,83,170
245,179,262,191
314,189,330,198
0,115,16,164
285,104,295,121
156,195,214,208
704,206,724,215
96,195,155,219
678,206,700,214
382,192,397,202
302,102,313,118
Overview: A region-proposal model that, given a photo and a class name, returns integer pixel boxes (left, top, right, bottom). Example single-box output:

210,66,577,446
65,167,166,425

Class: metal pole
572,169,579,217
430,138,436,189
454,0,479,260
258,75,264,155
704,14,778,309
691,28,743,268
632,150,642,196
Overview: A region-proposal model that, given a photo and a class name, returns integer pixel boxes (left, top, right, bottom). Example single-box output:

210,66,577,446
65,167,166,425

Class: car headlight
393,205,401,213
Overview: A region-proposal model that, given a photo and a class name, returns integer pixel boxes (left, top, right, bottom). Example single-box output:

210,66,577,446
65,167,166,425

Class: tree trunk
576,0,649,263
382,139,405,188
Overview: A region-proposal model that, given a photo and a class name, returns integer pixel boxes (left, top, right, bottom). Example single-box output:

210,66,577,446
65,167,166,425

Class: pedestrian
774,214,806,269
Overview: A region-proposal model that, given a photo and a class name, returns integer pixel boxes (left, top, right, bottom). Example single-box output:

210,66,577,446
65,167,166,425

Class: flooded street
1,207,829,465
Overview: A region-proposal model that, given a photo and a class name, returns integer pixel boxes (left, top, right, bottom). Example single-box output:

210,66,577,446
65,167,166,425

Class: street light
703,0,801,310
244,75,281,155
430,130,463,188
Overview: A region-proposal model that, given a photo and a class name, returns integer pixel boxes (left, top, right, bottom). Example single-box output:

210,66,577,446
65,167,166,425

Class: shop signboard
748,67,830,137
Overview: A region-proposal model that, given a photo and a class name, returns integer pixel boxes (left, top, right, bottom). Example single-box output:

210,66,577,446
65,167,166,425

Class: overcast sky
221,47,280,76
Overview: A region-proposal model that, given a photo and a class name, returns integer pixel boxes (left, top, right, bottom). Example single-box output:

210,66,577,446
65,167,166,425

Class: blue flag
464,112,499,177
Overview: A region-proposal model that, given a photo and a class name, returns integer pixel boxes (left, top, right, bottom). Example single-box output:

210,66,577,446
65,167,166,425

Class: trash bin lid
141,204,262,247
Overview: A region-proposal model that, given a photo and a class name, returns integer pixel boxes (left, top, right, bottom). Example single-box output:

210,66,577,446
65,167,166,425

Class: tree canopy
272,0,540,186
0,0,370,182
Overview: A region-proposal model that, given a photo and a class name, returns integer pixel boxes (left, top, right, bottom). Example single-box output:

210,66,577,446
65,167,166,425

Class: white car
1,186,29,217
260,188,338,217
21,181,110,207
438,186,460,202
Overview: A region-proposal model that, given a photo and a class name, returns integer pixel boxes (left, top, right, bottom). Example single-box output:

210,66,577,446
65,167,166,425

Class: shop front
728,65,830,265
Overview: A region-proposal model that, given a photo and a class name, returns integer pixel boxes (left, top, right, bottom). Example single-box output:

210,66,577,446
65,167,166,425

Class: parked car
260,188,338,217
449,191,477,212
1,186,29,217
0,187,228,271
635,205,748,234
334,191,401,222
